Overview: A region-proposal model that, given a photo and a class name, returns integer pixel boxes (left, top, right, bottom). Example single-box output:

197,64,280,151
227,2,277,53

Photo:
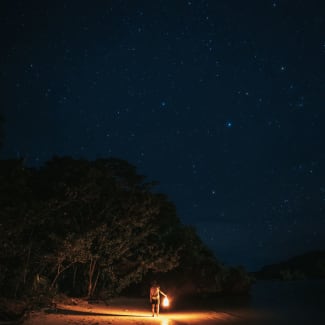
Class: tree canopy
0,156,251,302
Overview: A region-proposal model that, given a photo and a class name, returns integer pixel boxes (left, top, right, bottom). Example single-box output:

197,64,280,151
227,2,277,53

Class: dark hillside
256,250,325,280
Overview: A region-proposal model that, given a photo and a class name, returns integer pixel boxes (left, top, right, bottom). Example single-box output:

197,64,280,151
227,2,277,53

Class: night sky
1,0,325,271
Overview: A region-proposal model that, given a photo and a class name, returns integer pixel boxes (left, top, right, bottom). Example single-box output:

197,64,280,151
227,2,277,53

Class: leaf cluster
0,157,181,299
0,156,252,300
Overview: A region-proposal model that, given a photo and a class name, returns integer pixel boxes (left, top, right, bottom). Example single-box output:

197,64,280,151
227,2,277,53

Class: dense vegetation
0,157,251,308
256,250,325,280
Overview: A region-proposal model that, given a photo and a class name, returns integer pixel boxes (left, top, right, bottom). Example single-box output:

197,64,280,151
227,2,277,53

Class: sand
23,296,250,325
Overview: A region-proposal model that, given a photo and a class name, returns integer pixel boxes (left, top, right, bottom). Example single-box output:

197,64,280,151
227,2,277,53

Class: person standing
149,281,167,317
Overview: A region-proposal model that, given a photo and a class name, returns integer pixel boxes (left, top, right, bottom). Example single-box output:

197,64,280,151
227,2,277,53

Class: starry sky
1,0,325,271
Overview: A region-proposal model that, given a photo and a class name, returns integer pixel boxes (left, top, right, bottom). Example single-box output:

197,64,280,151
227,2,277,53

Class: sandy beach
23,297,250,325
21,279,325,325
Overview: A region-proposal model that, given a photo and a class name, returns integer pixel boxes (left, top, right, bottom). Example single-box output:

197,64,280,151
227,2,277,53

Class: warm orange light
162,296,169,307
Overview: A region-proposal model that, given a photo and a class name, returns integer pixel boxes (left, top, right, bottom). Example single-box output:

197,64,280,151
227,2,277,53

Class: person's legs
156,302,160,316
151,303,155,316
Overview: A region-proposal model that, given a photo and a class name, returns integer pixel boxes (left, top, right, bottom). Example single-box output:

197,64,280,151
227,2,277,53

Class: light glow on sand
23,299,240,324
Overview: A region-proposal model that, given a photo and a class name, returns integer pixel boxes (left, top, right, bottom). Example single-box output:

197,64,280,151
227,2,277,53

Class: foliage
0,157,182,299
0,156,252,301
131,225,252,297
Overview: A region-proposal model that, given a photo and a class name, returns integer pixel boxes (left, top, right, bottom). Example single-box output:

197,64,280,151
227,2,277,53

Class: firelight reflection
157,311,237,324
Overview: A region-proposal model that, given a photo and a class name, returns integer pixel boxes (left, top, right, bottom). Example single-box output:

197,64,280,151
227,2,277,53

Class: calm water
221,279,325,324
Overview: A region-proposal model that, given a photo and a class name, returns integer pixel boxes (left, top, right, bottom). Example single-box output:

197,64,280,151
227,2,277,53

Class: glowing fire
162,296,169,307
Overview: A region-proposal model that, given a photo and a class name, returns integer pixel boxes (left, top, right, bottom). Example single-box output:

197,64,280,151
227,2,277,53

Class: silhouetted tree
0,156,252,301
0,157,184,298
0,159,35,297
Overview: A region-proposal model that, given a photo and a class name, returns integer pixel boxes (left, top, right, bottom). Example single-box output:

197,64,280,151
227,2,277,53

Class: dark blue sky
1,0,325,271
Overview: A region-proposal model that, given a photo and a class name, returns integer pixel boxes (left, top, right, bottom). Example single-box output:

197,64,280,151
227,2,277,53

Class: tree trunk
87,258,97,298
51,262,74,290
90,269,100,297
72,265,78,289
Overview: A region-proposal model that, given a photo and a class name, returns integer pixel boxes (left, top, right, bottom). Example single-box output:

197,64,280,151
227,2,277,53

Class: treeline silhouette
0,156,251,309
256,250,325,280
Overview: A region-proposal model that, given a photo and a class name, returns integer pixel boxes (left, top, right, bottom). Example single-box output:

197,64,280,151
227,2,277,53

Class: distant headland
254,250,325,280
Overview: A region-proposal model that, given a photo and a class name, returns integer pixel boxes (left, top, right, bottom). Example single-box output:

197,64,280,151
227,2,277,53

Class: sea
217,279,325,324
